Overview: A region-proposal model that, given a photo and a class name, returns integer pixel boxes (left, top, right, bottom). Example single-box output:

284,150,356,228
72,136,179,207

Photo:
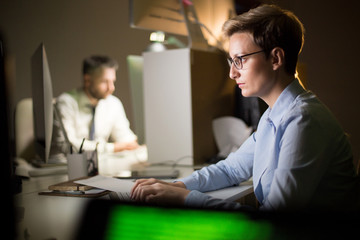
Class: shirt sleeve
109,98,137,143
180,133,255,192
56,93,106,153
56,93,86,152
184,190,245,210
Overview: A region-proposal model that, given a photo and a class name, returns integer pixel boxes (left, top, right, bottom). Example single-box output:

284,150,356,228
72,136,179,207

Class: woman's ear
271,47,285,71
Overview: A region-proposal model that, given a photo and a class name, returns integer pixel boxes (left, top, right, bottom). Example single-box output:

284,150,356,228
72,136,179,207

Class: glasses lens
227,57,242,69
234,57,242,69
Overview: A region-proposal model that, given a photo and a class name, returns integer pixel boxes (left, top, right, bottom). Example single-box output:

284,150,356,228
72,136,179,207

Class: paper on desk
74,175,134,193
212,116,252,157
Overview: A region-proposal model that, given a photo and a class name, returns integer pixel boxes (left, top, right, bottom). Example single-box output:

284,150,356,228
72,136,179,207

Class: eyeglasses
227,50,265,70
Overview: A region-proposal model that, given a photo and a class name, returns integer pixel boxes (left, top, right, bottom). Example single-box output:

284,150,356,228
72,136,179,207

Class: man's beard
88,88,110,100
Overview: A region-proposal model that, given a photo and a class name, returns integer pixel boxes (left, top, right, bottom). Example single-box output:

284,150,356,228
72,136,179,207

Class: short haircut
222,4,305,75
82,55,119,75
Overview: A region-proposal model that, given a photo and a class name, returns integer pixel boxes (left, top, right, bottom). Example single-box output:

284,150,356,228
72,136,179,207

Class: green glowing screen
105,205,273,240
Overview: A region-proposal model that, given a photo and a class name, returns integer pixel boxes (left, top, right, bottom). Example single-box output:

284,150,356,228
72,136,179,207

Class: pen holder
67,150,98,180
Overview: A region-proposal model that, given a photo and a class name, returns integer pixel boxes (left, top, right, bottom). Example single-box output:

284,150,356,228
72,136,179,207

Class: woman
131,4,359,211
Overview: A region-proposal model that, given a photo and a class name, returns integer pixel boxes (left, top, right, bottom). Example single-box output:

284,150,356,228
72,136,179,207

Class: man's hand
130,178,189,206
114,140,139,152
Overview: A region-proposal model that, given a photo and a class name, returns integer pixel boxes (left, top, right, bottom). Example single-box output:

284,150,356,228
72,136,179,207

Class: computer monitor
75,200,359,240
31,43,55,165
75,200,273,239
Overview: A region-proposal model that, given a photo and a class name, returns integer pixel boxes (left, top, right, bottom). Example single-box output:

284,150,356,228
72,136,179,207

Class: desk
15,174,88,240
15,161,254,240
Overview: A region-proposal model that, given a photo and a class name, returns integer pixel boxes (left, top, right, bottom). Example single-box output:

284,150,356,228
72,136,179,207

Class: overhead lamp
149,31,165,43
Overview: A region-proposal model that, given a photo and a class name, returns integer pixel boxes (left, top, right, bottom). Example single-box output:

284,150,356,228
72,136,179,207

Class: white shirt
55,88,137,153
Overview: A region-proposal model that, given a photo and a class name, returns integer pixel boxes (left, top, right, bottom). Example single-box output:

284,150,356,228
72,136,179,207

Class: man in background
53,55,139,155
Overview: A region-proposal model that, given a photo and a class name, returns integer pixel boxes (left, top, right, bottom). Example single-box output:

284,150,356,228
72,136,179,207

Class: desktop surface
15,164,252,240
15,172,360,240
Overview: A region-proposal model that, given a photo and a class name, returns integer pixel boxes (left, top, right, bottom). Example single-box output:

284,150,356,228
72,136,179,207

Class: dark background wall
269,0,360,163
1,0,359,162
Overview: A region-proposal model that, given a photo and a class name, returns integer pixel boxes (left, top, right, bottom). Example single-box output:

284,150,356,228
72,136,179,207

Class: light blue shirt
180,80,358,211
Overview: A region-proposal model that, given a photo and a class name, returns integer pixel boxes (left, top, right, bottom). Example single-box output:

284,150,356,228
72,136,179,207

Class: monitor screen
75,200,360,240
31,43,54,164
75,200,274,240
105,204,272,239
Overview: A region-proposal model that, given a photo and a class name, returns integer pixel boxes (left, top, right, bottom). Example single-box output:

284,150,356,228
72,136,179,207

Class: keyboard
109,191,132,201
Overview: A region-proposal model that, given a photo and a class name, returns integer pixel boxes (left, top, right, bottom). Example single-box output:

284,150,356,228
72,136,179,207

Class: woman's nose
229,64,240,80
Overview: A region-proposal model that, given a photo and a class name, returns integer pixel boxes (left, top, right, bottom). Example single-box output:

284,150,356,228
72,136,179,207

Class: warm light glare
149,31,165,42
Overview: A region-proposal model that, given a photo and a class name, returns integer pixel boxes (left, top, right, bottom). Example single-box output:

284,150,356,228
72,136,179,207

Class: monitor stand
30,153,67,176
31,153,67,168
28,165,67,177
15,157,67,178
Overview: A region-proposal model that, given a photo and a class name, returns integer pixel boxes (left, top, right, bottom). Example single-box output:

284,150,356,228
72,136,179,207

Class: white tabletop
15,149,253,240
15,174,90,240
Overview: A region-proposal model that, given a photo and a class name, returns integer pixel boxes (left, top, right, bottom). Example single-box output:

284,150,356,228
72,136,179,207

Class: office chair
14,98,68,177
14,98,36,161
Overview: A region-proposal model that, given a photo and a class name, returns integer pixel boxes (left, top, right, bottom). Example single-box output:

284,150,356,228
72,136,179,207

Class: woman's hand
130,178,189,206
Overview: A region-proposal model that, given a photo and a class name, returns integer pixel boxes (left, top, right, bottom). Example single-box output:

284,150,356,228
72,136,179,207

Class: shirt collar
267,79,306,128
77,88,100,110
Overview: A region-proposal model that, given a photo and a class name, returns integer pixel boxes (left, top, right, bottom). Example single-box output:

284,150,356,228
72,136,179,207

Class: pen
69,143,74,154
79,138,85,153
90,142,99,159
